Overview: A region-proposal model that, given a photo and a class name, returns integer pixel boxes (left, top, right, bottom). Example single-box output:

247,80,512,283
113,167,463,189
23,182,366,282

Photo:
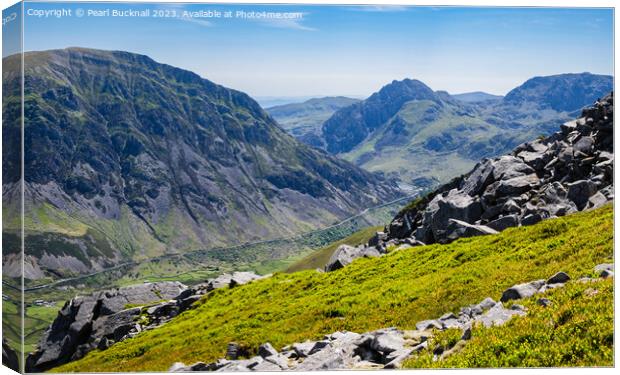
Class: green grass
341,98,543,185
285,226,383,273
53,205,613,372
404,278,614,368
2,298,65,355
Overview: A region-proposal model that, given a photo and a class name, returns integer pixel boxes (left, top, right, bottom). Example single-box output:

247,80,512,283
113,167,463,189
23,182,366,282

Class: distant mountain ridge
267,96,360,148
1,48,400,280
451,91,503,103
503,73,612,112
312,73,612,187
323,79,439,154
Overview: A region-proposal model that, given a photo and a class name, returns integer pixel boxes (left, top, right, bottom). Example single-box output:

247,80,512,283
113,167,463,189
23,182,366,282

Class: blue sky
14,2,615,98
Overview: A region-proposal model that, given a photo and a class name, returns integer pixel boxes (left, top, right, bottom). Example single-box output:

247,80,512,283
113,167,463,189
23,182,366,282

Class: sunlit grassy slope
405,278,613,368
285,226,382,273
55,205,613,372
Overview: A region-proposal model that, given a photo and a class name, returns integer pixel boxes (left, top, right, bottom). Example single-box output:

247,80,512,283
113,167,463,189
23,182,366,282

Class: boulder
567,180,598,210
383,348,414,369
226,342,244,360
294,345,347,371
368,232,388,247
475,302,526,327
518,148,551,171
573,136,594,154
292,341,317,358
97,282,186,315
427,190,483,241
461,325,472,341
600,270,614,279
168,362,189,371
476,297,497,311
490,156,536,181
253,358,285,371
587,191,609,209
325,245,381,272
415,319,442,331
293,333,363,371
230,272,265,288
444,219,498,243
594,263,614,275
205,274,233,292
496,174,539,196
561,120,578,134
204,272,265,292
487,215,519,231
262,354,290,370
257,343,278,358
369,329,405,354
521,213,543,226
460,159,495,197
502,199,522,214
90,307,142,342
547,271,570,285
500,279,545,302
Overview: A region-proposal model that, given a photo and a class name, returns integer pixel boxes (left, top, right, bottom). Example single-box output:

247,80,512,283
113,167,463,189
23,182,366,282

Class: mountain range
276,73,612,187
1,48,400,280
267,96,360,148
451,91,503,103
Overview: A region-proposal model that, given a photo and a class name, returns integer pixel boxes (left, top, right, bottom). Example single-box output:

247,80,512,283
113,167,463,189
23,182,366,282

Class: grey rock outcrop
26,282,187,372
325,244,382,272
381,93,613,248
500,280,546,302
174,292,530,372
26,271,269,372
201,272,268,292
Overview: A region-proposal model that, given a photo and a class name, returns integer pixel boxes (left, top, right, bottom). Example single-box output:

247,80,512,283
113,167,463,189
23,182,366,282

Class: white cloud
178,16,214,27
353,5,409,12
258,16,316,31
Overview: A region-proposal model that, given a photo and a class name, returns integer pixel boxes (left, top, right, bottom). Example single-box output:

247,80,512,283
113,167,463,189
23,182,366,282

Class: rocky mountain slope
25,90,614,374
384,92,613,246
319,74,612,187
1,48,400,280
48,203,614,372
501,73,612,112
26,273,265,372
169,266,612,371
266,96,360,148
323,93,613,270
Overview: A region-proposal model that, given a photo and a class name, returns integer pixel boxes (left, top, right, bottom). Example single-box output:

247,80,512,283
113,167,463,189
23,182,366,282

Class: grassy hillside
285,226,382,273
54,205,613,372
341,99,512,185
405,278,613,367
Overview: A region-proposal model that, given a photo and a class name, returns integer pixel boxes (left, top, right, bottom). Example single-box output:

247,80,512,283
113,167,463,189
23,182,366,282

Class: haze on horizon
14,2,614,98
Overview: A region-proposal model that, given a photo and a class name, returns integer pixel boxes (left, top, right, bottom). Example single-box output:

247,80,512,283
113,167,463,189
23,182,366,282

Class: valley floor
53,204,613,372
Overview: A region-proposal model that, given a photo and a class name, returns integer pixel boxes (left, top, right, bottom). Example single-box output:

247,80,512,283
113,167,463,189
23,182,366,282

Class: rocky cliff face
25,271,269,372
386,92,613,246
324,93,613,271
26,282,187,372
1,48,400,279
